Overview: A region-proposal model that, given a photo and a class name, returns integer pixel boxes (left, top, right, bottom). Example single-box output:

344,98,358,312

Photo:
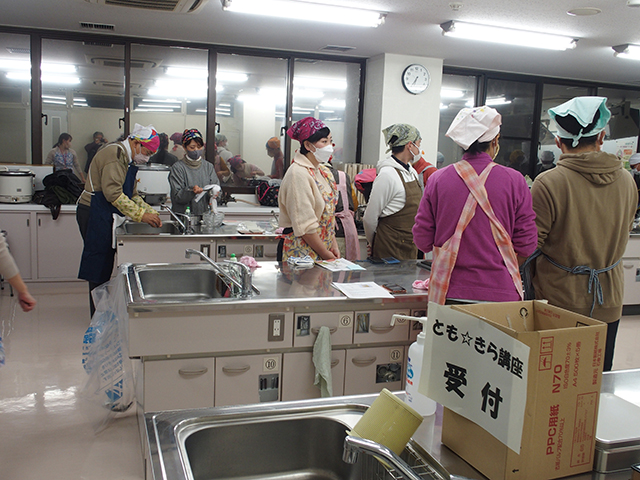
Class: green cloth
549,96,611,147
313,326,333,397
382,124,421,153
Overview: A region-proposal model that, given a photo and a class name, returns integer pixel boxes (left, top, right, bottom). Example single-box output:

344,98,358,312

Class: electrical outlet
268,313,285,341
200,244,210,257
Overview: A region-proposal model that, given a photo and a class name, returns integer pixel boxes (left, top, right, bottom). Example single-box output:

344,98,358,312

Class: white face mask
410,143,423,164
312,144,333,163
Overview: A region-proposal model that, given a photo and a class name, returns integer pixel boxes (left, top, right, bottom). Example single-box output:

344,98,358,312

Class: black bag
255,179,280,207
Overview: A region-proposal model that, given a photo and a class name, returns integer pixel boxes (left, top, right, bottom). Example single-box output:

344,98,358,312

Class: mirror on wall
39,38,125,173
0,32,31,164
130,43,208,168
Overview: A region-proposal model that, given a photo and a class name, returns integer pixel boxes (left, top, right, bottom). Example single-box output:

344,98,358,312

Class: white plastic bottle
405,316,437,416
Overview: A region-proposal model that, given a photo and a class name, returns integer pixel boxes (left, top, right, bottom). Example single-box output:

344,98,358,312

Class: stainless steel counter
126,260,430,313
116,220,279,239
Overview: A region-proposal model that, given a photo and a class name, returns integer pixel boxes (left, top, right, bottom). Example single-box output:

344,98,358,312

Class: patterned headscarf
129,123,160,153
182,129,203,146
228,155,244,171
266,137,281,149
287,117,327,142
170,132,182,145
382,124,421,153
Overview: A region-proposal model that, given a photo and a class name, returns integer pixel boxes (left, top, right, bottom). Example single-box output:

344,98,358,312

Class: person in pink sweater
412,106,537,303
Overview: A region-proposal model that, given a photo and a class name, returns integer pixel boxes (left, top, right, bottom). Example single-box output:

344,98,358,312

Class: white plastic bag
80,266,134,431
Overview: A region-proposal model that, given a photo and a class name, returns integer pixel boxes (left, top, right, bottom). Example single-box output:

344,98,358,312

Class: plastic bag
80,266,134,431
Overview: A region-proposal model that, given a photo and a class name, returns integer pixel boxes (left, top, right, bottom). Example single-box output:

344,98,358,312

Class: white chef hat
445,106,502,150
629,153,640,166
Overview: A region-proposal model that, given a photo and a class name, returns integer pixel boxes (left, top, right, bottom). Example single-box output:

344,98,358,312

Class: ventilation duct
80,22,116,31
86,56,162,69
321,45,356,53
84,0,208,13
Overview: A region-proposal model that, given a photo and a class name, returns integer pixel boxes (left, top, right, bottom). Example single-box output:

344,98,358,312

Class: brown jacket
531,151,637,322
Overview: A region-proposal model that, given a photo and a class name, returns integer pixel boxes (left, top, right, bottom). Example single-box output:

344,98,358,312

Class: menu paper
316,258,366,272
331,282,394,299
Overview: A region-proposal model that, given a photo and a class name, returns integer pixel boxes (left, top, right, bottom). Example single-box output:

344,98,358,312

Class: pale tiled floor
1,283,639,480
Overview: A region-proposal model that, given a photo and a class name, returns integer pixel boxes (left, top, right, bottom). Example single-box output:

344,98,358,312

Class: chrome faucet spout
160,204,188,234
342,436,422,480
185,249,255,298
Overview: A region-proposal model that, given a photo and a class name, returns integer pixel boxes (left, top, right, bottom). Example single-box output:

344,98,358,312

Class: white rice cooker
0,167,35,203
136,164,171,205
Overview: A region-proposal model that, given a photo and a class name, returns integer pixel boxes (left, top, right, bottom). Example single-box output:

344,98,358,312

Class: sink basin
122,221,182,235
133,264,228,302
145,397,447,480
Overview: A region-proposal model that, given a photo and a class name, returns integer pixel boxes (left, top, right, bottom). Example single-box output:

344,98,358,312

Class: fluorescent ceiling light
134,108,175,112
295,76,347,90
164,67,249,83
142,98,180,103
613,44,640,60
43,99,67,105
0,60,76,73
6,71,80,84
43,94,66,100
440,103,448,109
441,89,464,99
221,0,386,28
486,97,512,106
440,20,578,51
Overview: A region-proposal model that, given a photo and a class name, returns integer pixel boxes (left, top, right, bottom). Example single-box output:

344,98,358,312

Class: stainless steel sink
122,221,182,235
145,396,449,480
133,264,228,302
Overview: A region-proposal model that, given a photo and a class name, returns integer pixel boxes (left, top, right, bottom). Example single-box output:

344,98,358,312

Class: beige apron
372,168,421,260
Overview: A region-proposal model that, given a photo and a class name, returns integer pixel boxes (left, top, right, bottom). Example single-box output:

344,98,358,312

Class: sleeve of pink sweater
412,179,437,253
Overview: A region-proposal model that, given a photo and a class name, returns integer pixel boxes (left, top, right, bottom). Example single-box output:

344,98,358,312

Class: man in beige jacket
531,97,637,371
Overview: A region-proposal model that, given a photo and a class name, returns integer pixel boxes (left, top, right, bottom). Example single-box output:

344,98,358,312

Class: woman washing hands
277,117,340,262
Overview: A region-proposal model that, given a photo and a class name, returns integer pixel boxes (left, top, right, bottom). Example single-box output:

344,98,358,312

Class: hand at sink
121,221,182,235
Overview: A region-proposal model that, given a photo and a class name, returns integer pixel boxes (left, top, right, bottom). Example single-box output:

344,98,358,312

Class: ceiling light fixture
613,44,640,60
627,0,640,7
567,7,601,16
6,71,80,84
440,20,578,50
221,0,386,27
295,77,347,90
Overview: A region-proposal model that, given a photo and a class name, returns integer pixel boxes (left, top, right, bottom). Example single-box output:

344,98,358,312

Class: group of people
276,96,636,372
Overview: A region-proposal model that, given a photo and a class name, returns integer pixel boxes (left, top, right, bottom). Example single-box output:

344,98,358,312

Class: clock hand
412,77,418,85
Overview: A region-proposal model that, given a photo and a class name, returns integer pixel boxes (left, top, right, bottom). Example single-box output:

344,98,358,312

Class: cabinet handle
352,356,376,367
26,218,29,227
178,367,208,377
370,325,394,334
311,326,338,335
222,365,251,374
623,263,635,269
38,218,41,227
331,358,340,368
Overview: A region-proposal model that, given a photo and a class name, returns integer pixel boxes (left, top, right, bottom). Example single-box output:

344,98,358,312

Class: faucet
185,249,258,298
342,436,423,480
160,204,189,234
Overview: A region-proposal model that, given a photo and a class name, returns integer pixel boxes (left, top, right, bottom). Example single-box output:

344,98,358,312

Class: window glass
0,33,31,164
217,53,288,185
293,59,361,167
486,78,536,176
597,87,640,165
438,74,477,168
41,38,124,172
538,84,590,176
131,44,208,165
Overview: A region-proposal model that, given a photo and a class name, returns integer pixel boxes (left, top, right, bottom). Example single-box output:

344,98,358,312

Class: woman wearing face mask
77,123,163,316
412,106,537,304
277,117,340,262
168,129,220,215
363,123,423,260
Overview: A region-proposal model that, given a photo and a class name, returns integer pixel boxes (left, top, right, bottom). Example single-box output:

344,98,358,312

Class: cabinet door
36,212,83,280
0,212,32,279
344,345,405,396
622,258,640,306
143,357,214,412
215,353,281,407
353,309,411,344
281,350,346,401
293,311,354,348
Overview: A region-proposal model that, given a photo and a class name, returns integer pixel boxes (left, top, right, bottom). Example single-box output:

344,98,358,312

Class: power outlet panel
268,313,285,342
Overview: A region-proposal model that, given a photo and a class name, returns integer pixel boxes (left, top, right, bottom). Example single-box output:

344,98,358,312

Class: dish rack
363,443,445,480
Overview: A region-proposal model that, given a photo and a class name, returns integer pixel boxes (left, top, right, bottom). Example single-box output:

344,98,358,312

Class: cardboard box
440,300,607,480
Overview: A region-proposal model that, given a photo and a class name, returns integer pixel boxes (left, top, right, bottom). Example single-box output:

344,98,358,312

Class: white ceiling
1,0,639,86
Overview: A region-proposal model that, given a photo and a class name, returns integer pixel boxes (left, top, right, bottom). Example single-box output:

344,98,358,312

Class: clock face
402,64,430,95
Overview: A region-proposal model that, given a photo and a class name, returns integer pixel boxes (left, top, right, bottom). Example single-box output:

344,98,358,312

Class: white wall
362,53,443,167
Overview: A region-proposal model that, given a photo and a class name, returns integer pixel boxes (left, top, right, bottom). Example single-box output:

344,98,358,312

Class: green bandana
382,124,421,153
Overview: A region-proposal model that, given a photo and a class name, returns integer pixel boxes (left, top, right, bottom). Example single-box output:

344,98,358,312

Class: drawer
215,353,282,407
143,357,214,412
293,311,354,347
353,309,411,345
344,345,405,396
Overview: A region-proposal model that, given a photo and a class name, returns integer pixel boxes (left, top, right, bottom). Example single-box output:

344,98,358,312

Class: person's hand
330,240,341,259
193,185,204,194
142,212,162,228
366,243,372,258
18,291,36,312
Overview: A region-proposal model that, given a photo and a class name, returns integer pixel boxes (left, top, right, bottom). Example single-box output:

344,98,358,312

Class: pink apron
428,160,523,305
335,170,361,261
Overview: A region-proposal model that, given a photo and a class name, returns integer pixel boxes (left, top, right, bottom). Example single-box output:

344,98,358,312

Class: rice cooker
0,167,35,203
136,164,171,205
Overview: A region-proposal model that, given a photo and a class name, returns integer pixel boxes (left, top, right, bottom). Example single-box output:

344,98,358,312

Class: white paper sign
418,303,530,452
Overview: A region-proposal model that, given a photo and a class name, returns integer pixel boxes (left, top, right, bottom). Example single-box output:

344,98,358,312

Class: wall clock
402,64,430,95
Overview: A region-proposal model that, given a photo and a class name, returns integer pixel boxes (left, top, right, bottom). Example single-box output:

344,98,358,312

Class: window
597,87,640,165
438,74,477,168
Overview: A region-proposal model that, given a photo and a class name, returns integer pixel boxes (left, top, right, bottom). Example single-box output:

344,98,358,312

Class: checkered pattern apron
428,160,523,304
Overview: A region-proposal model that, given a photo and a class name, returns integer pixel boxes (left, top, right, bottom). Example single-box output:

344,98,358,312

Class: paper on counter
331,282,394,299
237,221,264,234
194,184,221,203
316,258,365,272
